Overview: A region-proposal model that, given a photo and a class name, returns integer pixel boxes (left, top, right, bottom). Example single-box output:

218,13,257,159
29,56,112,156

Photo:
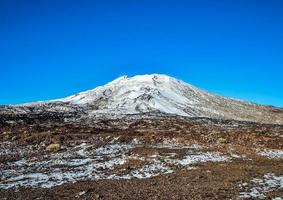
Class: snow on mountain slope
1,74,283,124
57,74,203,116
51,74,282,124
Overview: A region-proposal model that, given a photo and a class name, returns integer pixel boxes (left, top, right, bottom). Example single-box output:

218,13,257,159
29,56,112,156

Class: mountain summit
2,74,283,124
51,74,282,124
57,74,210,116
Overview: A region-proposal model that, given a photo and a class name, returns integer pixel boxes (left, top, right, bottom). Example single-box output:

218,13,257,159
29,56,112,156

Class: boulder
46,143,61,152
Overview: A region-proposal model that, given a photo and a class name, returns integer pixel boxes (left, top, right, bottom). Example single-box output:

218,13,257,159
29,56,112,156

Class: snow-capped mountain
56,74,214,116
1,74,283,124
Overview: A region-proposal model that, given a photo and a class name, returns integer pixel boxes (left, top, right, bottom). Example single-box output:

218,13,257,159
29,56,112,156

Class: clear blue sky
0,0,282,107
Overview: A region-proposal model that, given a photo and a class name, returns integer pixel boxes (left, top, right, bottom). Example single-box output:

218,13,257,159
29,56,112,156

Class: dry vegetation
0,114,283,199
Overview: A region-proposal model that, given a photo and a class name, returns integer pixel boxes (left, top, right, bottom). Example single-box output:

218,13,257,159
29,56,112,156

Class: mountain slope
2,74,283,124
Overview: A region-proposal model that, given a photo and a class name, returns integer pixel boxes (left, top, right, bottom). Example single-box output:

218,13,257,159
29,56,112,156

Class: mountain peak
52,74,282,123
57,74,199,115
8,74,283,124
107,74,176,86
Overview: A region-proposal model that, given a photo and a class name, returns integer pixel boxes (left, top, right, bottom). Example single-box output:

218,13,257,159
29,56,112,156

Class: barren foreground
0,115,283,199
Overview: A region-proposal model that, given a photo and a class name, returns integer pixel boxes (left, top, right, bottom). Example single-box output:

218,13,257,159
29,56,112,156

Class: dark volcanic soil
0,115,283,199
1,159,283,200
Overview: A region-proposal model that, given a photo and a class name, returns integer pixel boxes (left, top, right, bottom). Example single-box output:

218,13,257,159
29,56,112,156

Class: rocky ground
0,114,283,199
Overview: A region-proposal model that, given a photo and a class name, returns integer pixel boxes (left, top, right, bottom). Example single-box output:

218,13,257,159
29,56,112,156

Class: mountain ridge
1,74,283,124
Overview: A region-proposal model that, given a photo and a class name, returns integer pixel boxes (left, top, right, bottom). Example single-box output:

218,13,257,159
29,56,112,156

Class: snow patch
0,142,231,189
174,152,229,166
257,149,283,159
238,173,283,199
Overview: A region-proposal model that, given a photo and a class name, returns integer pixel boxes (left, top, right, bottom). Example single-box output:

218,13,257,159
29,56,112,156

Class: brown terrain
0,113,283,200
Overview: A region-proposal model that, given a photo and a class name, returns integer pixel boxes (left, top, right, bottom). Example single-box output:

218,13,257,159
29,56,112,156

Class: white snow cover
175,152,229,166
0,142,230,189
53,74,228,117
238,173,283,199
257,149,283,159
10,74,282,124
